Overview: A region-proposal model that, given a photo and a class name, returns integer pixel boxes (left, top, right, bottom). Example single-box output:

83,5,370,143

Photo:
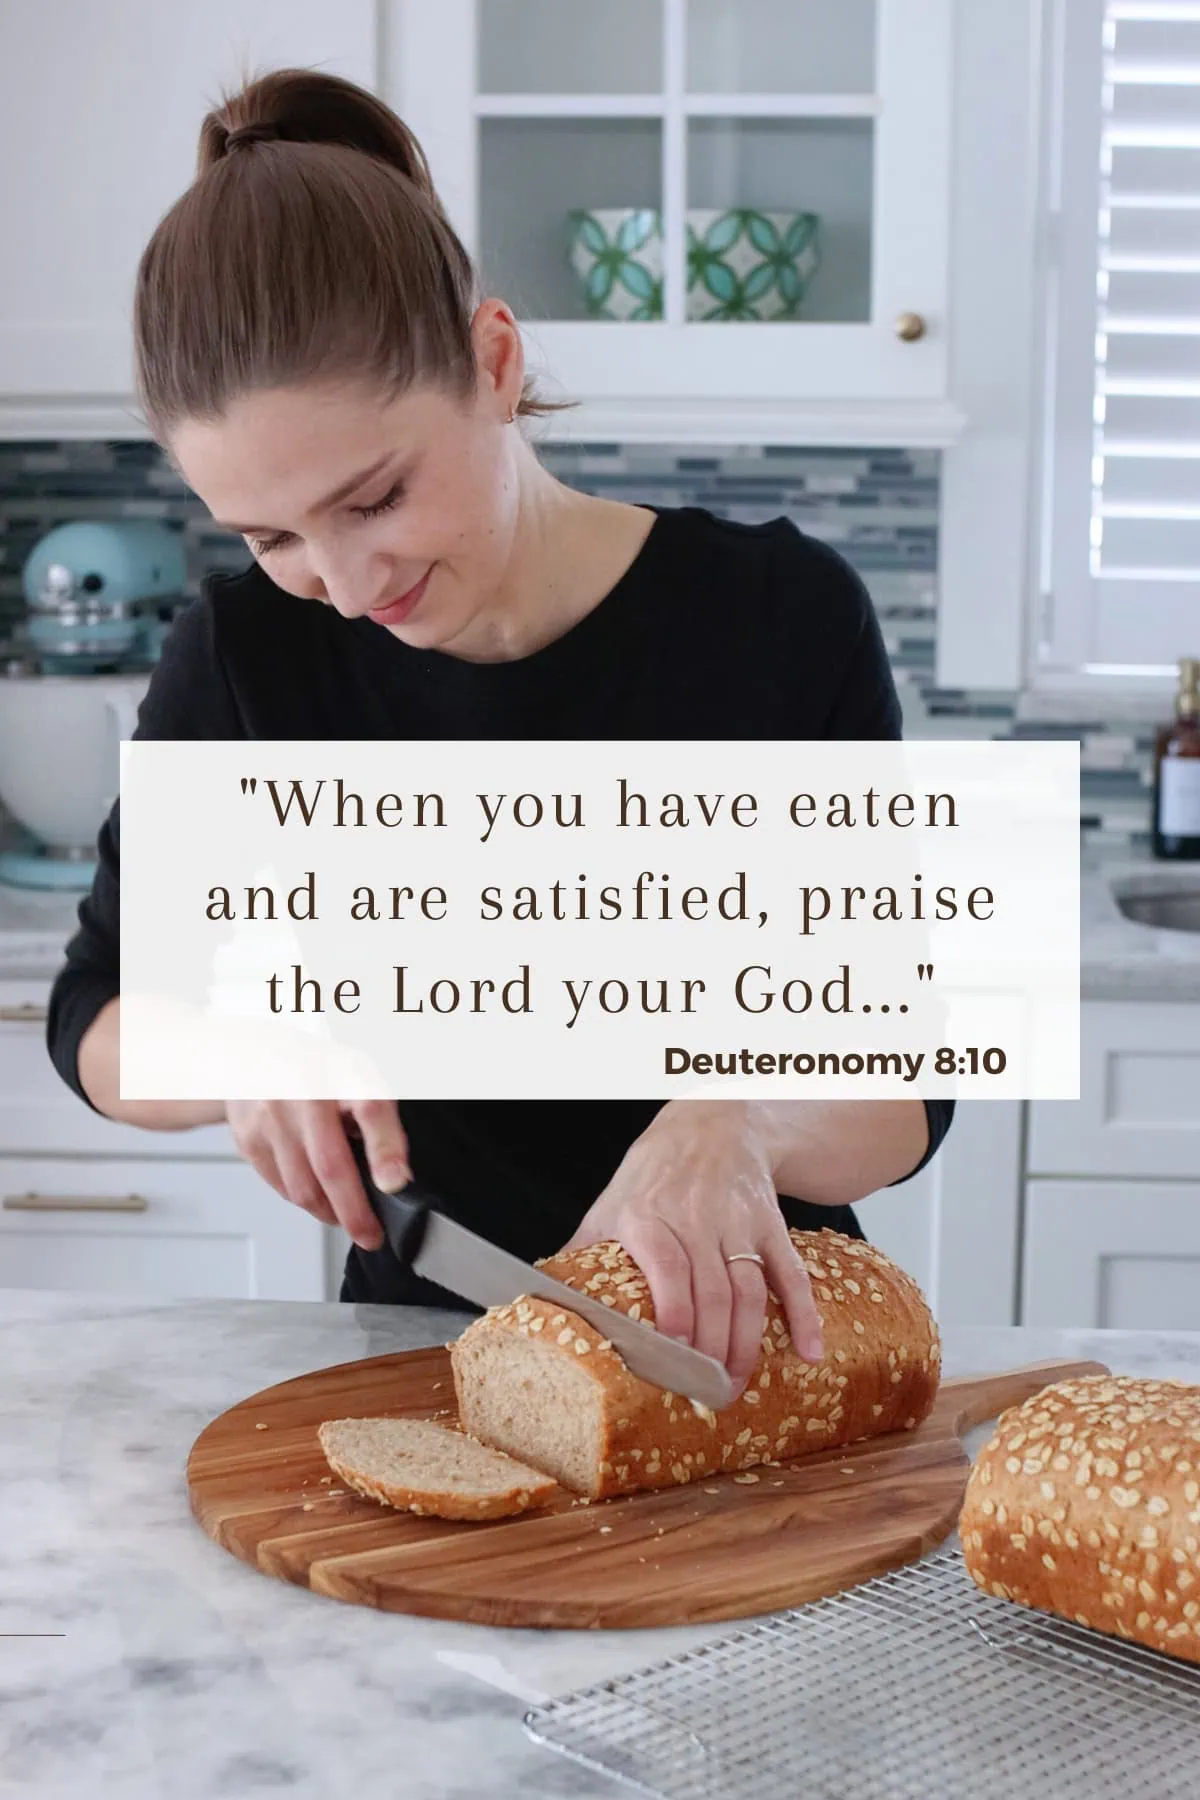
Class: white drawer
0,1155,325,1300
0,979,233,1156
1023,1178,1200,1330
1027,1000,1200,1178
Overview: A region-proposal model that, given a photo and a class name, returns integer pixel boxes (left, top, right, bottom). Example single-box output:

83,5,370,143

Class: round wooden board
186,1350,1109,1630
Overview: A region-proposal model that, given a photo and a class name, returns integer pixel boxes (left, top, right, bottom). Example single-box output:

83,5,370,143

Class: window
1038,0,1200,688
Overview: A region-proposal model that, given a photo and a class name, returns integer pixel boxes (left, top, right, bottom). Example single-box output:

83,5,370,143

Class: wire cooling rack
523,1544,1200,1799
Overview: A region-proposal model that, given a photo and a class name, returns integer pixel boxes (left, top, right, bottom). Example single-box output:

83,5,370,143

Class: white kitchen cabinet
0,0,377,435
0,1155,324,1301
385,0,955,442
856,1098,1024,1327
0,978,326,1299
1023,1180,1200,1331
1021,1001,1200,1329
1027,1002,1200,1181
0,980,231,1156
0,0,957,442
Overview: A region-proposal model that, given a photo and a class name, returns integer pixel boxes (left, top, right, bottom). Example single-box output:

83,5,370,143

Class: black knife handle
370,1186,431,1267
348,1134,430,1267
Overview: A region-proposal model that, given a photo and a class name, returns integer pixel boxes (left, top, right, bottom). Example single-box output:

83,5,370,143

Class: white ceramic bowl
0,673,147,851
566,206,821,321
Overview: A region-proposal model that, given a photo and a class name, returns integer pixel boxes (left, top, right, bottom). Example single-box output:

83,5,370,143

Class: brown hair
133,68,563,437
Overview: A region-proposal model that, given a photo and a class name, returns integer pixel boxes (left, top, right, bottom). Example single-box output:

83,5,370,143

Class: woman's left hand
562,1101,824,1397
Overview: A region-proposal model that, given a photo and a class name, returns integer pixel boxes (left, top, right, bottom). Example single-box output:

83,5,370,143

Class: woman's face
170,319,523,651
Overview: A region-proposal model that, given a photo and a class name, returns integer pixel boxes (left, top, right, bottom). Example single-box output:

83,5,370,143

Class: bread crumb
302,1502,314,1511
599,1525,613,1534
703,1486,721,1494
734,1473,760,1485
255,1422,269,1431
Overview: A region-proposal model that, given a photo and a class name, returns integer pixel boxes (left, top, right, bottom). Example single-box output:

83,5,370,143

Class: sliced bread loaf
451,1227,940,1500
316,1416,559,1520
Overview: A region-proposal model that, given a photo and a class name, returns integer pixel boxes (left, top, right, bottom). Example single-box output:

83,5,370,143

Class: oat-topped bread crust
451,1227,941,1500
961,1375,1200,1664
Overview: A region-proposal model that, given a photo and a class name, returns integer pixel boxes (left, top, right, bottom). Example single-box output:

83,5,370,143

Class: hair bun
199,68,436,201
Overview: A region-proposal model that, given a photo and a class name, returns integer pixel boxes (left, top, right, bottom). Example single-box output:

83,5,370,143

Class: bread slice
316,1415,559,1521
960,1374,1200,1664
451,1227,940,1500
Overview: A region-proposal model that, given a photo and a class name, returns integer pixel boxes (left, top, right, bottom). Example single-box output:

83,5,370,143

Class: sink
1112,880,1200,933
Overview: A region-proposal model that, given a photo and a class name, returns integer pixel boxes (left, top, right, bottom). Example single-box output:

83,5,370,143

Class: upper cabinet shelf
388,0,960,442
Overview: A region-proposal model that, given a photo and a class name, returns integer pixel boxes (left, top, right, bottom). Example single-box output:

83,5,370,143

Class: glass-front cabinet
386,0,954,437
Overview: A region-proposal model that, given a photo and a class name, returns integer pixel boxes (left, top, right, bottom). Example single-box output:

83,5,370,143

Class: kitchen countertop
1,842,1198,1000
1081,844,1200,1000
3,1287,1199,1800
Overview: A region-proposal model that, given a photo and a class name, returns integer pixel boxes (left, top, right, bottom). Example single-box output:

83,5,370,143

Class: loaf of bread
960,1375,1200,1665
451,1228,940,1500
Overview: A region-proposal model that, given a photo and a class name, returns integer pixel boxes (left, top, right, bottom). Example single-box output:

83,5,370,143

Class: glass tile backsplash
0,439,1151,847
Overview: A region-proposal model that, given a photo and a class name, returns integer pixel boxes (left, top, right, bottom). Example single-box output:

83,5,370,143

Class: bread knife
351,1147,737,1411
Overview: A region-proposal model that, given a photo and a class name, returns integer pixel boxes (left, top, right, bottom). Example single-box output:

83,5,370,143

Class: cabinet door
0,1,377,423
1027,1002,1200,1179
0,1156,324,1300
0,981,235,1156
856,1098,1024,1326
387,0,952,427
1023,1179,1200,1330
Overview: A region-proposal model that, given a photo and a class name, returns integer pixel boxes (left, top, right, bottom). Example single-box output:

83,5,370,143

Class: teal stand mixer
0,519,187,889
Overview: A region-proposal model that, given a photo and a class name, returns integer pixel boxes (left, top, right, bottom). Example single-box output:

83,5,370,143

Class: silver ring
725,1252,766,1268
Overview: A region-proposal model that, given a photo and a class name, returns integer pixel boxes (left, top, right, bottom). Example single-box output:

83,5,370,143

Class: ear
470,298,525,416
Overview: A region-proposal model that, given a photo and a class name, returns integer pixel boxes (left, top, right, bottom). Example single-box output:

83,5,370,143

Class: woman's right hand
224,1099,410,1249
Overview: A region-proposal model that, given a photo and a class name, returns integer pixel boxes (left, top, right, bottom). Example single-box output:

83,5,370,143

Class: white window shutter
1043,0,1200,680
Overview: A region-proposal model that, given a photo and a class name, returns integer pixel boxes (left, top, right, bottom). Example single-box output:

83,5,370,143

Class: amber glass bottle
1151,657,1200,860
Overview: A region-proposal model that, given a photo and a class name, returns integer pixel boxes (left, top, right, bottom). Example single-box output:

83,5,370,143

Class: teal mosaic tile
0,438,1152,842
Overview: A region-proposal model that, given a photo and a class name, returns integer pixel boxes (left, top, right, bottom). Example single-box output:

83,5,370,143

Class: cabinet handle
895,312,927,342
3,1193,150,1213
0,1003,47,1024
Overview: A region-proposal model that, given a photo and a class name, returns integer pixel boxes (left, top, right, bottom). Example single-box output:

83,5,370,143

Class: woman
46,69,953,1399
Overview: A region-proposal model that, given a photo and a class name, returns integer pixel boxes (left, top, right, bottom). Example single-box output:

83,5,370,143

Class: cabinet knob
895,312,927,342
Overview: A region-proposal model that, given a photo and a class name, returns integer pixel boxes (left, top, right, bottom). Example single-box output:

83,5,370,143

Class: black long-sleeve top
46,504,953,1306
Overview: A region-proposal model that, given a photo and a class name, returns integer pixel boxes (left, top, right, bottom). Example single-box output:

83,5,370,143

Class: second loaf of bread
451,1227,940,1500
960,1374,1200,1665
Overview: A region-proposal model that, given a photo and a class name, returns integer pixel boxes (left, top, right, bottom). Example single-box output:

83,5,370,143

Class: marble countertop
2,844,1198,1000
3,1287,1199,1800
1081,846,1200,1000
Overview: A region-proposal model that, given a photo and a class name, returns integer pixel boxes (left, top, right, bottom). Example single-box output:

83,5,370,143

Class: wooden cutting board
187,1349,1109,1630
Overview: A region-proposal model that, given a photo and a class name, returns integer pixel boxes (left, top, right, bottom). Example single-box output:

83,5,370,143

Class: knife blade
350,1145,737,1411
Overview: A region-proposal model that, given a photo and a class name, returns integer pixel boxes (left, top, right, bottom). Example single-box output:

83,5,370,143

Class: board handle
940,1358,1112,1433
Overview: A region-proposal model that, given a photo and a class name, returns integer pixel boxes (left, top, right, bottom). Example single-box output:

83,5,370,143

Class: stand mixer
0,520,187,889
